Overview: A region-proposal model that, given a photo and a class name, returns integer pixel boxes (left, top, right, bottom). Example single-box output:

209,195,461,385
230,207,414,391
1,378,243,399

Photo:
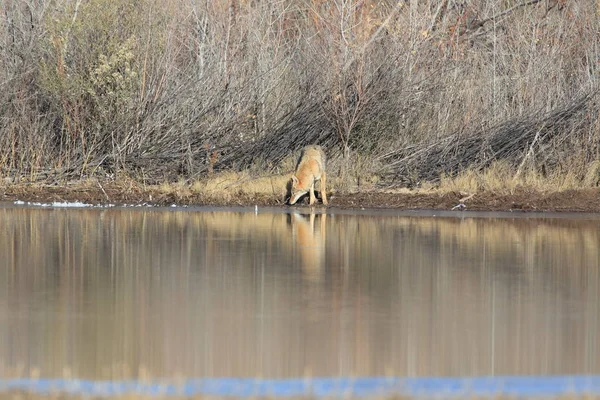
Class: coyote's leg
321,172,328,205
309,181,316,205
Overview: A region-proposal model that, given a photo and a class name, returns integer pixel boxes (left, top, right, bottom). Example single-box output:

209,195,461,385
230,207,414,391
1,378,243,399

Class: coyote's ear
291,175,298,185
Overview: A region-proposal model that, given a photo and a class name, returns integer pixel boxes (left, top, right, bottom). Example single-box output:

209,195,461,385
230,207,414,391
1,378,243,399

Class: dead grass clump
583,160,600,187
155,180,193,199
438,160,600,195
190,171,290,201
439,169,481,194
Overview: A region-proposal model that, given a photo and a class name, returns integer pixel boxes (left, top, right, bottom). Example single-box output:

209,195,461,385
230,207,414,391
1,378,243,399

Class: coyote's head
288,175,308,205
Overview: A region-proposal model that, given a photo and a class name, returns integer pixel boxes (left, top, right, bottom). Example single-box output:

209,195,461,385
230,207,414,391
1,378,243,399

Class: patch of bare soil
331,188,600,212
1,182,599,213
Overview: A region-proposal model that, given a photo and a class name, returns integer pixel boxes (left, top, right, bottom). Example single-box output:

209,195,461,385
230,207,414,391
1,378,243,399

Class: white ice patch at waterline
50,201,94,207
12,200,116,208
10,200,184,208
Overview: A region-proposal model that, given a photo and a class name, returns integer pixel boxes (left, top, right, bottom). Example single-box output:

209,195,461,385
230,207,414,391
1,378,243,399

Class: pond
0,205,599,381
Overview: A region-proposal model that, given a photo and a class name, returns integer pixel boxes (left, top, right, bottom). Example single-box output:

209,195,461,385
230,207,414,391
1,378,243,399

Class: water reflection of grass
1,209,599,379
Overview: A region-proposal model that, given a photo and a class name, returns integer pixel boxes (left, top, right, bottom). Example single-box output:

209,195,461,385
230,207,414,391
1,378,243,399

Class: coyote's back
295,145,326,170
289,145,328,206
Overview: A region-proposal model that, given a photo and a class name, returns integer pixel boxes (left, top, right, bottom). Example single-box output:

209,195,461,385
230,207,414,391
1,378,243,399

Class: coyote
289,145,328,206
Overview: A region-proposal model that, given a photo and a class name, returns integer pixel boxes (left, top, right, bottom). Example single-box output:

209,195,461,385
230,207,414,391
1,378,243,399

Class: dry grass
187,172,291,202
437,161,600,195
0,149,598,208
93,158,600,205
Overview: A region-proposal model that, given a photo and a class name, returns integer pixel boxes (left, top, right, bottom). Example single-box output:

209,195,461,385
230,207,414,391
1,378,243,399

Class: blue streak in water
1,376,600,397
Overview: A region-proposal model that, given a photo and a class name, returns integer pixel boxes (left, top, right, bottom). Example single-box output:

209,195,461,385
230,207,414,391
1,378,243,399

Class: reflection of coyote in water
200,211,328,282
290,212,327,281
289,145,328,206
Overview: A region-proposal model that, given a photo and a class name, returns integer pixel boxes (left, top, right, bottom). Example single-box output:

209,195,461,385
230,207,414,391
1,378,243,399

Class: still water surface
0,206,598,380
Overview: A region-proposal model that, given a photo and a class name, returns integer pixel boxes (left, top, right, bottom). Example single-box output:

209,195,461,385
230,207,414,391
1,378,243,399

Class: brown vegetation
0,0,599,194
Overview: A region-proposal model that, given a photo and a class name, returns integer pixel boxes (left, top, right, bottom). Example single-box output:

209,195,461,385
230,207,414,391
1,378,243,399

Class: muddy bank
1,182,599,213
